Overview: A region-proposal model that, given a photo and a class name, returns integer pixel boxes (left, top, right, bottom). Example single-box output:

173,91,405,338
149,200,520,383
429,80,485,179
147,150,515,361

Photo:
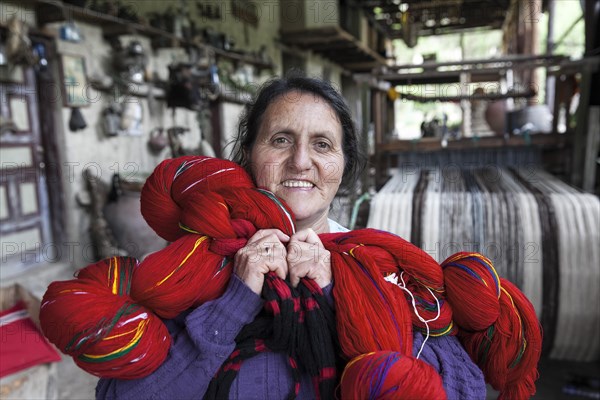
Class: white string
395,271,441,359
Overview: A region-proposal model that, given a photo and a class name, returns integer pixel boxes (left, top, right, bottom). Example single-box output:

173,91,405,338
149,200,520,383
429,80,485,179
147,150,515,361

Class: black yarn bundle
205,272,340,399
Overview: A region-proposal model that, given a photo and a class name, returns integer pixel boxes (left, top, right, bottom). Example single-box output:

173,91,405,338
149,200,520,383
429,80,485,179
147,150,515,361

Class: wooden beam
391,54,566,71
341,61,380,71
397,89,537,102
378,133,568,153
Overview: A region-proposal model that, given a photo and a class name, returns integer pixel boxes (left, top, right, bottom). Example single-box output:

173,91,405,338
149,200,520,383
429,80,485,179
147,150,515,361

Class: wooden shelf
280,26,391,73
18,0,274,69
90,80,166,99
212,47,274,71
378,133,568,153
32,0,168,38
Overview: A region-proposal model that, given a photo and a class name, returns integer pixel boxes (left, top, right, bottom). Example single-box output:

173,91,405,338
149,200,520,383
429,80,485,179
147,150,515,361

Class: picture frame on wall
60,54,89,107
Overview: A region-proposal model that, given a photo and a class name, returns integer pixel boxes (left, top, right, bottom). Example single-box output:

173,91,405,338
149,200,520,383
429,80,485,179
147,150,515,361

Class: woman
96,75,486,399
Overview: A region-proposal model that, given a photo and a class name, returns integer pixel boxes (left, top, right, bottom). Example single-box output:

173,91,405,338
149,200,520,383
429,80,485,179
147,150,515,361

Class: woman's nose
289,144,312,172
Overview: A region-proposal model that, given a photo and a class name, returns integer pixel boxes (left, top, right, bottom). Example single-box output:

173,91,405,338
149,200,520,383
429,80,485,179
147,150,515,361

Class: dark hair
231,74,367,192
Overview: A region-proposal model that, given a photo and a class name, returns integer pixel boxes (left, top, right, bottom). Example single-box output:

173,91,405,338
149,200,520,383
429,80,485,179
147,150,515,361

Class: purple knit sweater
96,275,486,399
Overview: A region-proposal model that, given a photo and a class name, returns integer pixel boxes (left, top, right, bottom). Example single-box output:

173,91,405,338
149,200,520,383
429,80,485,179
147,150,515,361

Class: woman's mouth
281,180,315,188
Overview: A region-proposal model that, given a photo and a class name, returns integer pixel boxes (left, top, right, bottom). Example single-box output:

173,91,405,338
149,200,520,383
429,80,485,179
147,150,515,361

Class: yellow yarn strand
340,352,375,382
102,324,140,340
82,319,148,360
430,321,455,337
501,286,523,341
152,236,208,289
348,244,365,258
109,257,119,295
178,223,202,234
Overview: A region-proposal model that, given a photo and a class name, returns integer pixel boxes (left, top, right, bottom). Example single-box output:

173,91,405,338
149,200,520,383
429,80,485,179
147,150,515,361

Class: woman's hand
234,229,290,294
287,229,332,288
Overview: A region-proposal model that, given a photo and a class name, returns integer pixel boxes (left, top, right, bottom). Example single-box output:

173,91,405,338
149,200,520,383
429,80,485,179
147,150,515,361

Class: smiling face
249,91,345,233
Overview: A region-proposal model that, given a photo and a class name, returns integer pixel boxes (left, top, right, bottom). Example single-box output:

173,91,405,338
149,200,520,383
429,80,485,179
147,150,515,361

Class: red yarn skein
40,257,170,379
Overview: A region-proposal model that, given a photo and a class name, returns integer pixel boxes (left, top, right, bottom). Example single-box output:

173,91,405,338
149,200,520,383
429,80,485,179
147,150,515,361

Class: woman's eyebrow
266,125,339,139
268,128,294,135
311,131,340,140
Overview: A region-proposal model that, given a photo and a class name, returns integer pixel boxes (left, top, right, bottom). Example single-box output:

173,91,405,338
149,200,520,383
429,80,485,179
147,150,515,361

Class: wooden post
460,72,471,138
582,106,599,192
570,63,592,188
371,87,384,188
524,0,541,106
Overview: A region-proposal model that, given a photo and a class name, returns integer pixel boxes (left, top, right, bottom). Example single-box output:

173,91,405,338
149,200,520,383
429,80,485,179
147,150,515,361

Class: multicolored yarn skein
442,252,543,399
40,156,542,399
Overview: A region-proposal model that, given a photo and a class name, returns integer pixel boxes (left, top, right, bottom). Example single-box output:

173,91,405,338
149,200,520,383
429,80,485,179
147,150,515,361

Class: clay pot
485,100,507,136
147,127,168,153
104,179,167,260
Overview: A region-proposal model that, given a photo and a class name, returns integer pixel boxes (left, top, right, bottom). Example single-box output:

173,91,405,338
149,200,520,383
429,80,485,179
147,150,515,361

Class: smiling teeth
283,180,314,188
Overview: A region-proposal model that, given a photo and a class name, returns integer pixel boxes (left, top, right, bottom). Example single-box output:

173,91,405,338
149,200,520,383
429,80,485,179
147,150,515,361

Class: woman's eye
316,141,331,150
273,137,288,145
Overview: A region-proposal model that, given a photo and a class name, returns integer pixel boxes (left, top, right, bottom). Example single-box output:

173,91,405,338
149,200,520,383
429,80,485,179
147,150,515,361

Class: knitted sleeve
412,332,487,400
95,275,263,400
